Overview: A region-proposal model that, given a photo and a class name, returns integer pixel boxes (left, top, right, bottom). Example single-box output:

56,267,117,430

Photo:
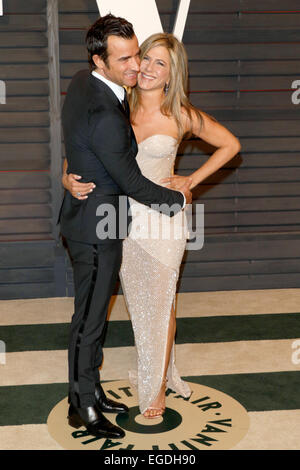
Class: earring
164,83,170,95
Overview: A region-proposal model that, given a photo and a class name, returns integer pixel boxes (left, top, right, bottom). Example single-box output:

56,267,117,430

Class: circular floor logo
47,380,249,450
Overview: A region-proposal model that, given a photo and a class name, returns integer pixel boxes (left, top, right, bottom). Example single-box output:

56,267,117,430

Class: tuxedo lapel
88,73,121,109
88,73,138,154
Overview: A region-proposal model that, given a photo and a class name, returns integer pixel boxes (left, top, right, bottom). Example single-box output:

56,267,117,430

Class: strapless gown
119,134,192,414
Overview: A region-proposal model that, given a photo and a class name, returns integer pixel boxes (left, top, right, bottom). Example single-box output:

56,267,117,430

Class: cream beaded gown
119,134,192,414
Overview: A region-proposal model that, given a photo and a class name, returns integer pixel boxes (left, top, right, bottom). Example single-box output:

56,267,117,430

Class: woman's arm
162,110,241,190
62,158,95,200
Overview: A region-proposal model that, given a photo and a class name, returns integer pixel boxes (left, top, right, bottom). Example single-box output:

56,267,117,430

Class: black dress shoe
95,383,129,414
68,403,125,438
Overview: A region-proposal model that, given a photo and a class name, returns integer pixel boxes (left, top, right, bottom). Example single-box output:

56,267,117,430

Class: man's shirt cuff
179,191,186,209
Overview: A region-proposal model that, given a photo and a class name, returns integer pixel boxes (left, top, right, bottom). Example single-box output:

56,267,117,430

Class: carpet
0,289,300,450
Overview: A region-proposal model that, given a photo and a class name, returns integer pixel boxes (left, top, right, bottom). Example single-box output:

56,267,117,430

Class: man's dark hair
86,14,135,69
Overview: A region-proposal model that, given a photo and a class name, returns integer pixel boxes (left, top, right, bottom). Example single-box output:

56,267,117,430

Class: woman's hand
62,173,95,200
161,175,193,191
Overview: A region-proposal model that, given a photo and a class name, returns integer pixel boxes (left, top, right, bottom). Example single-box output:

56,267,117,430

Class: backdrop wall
0,0,300,299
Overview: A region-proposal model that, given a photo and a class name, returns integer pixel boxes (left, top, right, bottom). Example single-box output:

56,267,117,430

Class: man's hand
62,173,95,200
178,177,193,205
161,175,193,206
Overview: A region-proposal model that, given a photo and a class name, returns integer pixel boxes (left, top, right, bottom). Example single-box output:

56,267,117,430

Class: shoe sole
97,408,129,414
68,414,125,439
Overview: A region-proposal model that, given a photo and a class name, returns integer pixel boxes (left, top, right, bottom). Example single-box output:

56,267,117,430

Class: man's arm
89,110,191,214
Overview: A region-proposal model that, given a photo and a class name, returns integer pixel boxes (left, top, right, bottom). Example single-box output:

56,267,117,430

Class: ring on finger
76,192,81,197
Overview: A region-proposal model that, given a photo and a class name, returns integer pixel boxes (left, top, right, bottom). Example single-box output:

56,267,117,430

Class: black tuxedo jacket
59,70,184,244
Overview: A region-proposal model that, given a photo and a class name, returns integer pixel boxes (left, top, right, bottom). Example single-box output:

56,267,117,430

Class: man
59,14,191,439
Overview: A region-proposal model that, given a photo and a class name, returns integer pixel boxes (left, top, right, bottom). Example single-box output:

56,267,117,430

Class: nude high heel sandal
143,378,167,419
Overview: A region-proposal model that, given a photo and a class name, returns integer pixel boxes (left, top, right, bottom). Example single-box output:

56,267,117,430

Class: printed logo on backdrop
47,380,249,450
96,0,190,44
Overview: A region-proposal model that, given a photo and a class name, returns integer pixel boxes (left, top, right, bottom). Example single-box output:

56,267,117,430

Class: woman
62,33,241,419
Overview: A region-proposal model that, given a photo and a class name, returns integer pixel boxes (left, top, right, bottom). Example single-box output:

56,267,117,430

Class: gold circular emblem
47,380,249,450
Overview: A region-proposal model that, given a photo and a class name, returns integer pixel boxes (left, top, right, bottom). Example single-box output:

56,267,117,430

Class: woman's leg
143,304,176,418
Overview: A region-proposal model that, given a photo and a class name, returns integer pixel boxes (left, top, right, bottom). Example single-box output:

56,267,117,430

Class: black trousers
66,238,123,408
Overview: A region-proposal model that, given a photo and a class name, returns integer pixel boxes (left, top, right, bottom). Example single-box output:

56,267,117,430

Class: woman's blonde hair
129,32,203,141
